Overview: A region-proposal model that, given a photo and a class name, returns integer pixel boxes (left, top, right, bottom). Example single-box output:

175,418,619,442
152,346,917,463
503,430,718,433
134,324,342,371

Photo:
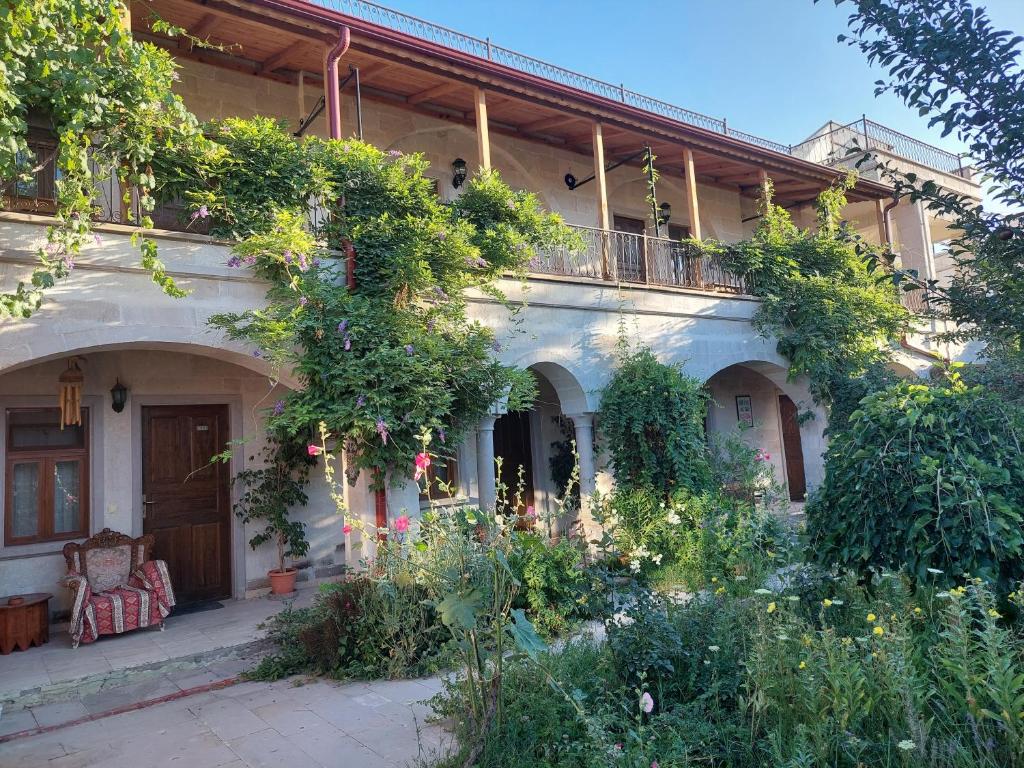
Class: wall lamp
451,158,468,188
658,202,672,226
110,379,129,413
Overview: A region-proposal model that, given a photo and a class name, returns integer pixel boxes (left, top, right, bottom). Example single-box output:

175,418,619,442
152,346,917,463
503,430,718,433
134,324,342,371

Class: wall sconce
564,173,578,190
110,379,128,413
658,202,672,226
451,158,468,188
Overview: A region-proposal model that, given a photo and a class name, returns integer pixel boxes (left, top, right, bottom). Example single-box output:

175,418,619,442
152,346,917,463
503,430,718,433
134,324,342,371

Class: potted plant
233,435,313,595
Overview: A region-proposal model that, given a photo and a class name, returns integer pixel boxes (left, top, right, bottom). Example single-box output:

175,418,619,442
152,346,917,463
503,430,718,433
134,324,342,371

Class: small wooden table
0,593,52,654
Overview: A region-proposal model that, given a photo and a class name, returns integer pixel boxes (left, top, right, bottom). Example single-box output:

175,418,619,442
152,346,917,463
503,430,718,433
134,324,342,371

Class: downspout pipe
324,27,351,140
881,197,899,248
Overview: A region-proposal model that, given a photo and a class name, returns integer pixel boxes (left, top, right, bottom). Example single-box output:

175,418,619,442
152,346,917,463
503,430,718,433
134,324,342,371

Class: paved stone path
1,675,453,768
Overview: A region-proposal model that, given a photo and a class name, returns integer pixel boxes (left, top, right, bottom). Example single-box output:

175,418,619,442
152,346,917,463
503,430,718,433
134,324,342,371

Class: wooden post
297,70,305,124
758,168,771,210
682,147,701,241
593,123,611,278
474,88,491,171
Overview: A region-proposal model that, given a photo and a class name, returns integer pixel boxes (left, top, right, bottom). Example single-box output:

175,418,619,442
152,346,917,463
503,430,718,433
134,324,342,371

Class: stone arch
519,360,591,414
384,125,553,209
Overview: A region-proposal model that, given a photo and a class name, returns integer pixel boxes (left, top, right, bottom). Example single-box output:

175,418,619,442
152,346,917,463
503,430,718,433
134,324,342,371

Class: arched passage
704,361,822,503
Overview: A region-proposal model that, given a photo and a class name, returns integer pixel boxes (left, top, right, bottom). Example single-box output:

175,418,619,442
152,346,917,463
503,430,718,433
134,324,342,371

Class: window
5,408,89,545
419,454,459,501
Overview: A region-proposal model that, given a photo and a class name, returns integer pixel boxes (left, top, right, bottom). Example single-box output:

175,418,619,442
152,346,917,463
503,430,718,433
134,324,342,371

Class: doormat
172,601,225,617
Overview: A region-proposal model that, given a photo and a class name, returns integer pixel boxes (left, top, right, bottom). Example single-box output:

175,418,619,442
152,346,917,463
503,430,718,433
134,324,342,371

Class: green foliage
807,372,1024,590
828,0,1024,350
597,347,713,497
248,576,449,681
200,125,571,487
508,533,605,638
1,0,201,316
231,435,313,573
721,177,910,406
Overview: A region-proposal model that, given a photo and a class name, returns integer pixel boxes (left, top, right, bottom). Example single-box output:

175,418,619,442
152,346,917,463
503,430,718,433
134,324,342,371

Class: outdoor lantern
564,172,578,190
110,379,128,413
451,158,468,188
658,202,672,225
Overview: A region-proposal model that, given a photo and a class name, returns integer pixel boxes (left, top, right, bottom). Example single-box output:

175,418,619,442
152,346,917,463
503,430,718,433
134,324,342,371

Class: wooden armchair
62,528,176,648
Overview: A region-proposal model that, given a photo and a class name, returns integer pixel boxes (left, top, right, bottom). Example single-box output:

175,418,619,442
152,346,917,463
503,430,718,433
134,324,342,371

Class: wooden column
593,123,612,278
474,88,491,171
682,147,702,241
758,168,771,210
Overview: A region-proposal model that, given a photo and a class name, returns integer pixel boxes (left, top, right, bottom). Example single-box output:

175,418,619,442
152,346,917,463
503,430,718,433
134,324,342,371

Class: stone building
0,0,980,615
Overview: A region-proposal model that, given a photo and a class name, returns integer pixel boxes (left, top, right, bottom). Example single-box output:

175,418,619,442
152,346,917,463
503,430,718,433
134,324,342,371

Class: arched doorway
704,362,808,503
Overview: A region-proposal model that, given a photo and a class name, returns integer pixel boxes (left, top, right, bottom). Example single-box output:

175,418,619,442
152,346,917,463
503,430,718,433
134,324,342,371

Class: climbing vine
179,120,578,487
0,0,203,317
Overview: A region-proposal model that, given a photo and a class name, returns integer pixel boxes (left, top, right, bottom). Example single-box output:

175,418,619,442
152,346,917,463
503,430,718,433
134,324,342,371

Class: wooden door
142,405,231,604
492,411,535,514
778,395,807,502
613,215,646,282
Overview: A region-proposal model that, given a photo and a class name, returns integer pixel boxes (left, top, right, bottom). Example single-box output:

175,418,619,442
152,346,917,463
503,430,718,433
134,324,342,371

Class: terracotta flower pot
268,567,298,595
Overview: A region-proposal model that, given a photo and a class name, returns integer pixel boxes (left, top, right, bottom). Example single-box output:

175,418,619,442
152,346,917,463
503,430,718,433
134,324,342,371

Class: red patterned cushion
84,544,132,592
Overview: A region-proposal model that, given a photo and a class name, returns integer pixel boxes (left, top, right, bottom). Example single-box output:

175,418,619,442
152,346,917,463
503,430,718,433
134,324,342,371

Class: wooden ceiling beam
518,114,581,134
180,13,220,50
407,81,463,105
355,61,397,80
260,40,305,73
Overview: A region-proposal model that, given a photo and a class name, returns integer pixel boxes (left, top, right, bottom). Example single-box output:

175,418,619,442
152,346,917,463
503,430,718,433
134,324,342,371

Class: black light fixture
564,172,578,190
110,379,128,413
658,202,672,226
451,158,468,189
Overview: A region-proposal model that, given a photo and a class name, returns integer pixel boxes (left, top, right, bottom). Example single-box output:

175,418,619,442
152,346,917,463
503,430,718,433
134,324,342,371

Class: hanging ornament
58,358,84,429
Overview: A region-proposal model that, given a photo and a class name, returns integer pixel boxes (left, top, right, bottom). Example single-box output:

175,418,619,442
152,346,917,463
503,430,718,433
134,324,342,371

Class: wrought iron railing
791,119,965,177
317,1,961,175
531,225,748,295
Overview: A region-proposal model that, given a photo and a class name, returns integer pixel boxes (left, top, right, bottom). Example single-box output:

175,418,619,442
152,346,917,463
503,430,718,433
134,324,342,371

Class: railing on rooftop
531,224,748,295
317,1,961,174
791,118,966,177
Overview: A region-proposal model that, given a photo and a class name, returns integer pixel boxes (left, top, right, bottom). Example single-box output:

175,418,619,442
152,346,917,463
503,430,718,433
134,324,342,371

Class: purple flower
283,250,293,264
427,318,436,332
356,395,366,407
63,255,75,272
436,230,447,241
253,349,262,358
227,256,243,268
93,234,103,246
312,257,321,268
342,143,352,153
190,204,210,221
491,340,502,352
439,428,446,444
298,296,308,306
337,319,348,334
405,344,414,356
376,418,389,445
273,400,285,415
244,254,257,265
297,255,309,272
388,149,402,158
344,335,351,351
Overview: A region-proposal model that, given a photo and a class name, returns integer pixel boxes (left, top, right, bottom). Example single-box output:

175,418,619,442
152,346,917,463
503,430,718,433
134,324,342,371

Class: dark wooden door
493,411,535,514
778,395,807,502
614,215,647,282
142,405,231,604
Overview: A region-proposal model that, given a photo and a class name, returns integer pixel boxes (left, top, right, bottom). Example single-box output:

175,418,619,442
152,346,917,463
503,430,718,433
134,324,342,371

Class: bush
508,533,606,638
248,576,449,681
598,348,713,497
807,374,1024,590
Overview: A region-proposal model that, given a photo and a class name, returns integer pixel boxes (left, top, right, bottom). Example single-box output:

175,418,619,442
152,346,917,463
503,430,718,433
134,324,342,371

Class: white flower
494,514,505,527
897,740,916,751
629,559,642,573
651,553,663,565
708,645,720,652
666,512,681,525
754,588,773,595
926,567,944,574
734,575,748,582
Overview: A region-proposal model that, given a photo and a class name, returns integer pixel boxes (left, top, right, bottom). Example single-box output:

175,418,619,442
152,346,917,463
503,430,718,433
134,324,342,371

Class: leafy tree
826,0,1024,352
597,347,712,497
807,370,1024,590
0,0,201,316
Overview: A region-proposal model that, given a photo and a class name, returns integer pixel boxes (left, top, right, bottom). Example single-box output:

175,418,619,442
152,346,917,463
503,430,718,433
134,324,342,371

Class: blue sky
371,0,1024,157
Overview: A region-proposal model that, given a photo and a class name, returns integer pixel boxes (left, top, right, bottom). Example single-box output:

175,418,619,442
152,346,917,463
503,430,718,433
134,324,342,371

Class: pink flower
640,691,654,713
764,453,770,460
414,452,431,481
394,515,410,533
307,444,322,456
342,523,353,535
652,762,660,768
613,743,622,751
525,505,536,518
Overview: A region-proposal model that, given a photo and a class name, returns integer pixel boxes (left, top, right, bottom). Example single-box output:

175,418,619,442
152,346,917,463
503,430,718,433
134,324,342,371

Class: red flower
414,452,431,481
342,523,353,535
395,515,410,533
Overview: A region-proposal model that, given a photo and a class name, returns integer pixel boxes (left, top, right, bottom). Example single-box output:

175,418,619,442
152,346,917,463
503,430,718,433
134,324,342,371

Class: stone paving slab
0,675,454,768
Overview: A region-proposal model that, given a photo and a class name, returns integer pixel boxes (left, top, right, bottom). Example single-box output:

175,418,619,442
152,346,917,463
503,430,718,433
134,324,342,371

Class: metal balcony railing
531,224,748,295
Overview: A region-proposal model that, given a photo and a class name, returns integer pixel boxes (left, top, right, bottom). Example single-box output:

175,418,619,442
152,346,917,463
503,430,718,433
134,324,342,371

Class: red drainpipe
324,27,350,140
